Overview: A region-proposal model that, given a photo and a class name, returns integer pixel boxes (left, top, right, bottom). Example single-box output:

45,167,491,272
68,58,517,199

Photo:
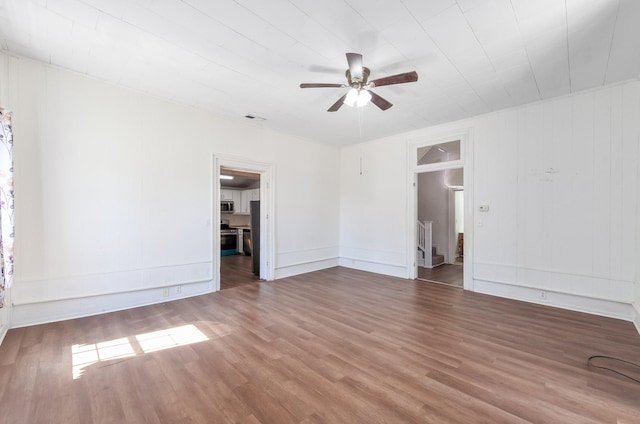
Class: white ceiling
1,0,639,146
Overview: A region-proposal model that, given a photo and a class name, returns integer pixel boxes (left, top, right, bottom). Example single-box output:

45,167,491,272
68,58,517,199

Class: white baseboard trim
474,279,635,322
274,257,339,279
11,280,213,328
633,303,640,335
338,257,407,279
473,262,633,302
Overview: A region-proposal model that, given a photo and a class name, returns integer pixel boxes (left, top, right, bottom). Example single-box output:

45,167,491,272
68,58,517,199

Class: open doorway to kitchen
219,167,261,290
409,133,473,291
214,156,274,292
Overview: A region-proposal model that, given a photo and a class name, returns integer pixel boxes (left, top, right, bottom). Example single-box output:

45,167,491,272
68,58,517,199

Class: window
416,139,461,166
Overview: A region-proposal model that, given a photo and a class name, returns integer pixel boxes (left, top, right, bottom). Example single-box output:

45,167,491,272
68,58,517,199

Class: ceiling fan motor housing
346,67,370,87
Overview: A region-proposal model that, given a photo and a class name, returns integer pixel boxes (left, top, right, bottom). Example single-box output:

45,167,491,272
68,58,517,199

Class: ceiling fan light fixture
357,89,371,107
344,88,359,107
343,88,371,108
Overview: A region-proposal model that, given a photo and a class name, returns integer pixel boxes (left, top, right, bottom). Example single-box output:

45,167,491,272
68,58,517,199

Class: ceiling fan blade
369,91,393,111
300,83,345,88
308,64,344,74
369,71,418,87
346,53,363,81
328,93,348,112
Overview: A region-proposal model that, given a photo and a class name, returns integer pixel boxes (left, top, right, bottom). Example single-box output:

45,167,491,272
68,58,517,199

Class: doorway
408,132,473,291
415,168,464,287
219,167,261,290
213,156,274,292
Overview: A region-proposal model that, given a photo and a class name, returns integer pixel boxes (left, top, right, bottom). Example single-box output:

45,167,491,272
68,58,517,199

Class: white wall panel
562,93,594,276
609,86,624,280
339,137,408,275
516,103,546,271
273,136,340,255
592,89,612,278
497,116,516,267
620,83,640,281
473,112,519,267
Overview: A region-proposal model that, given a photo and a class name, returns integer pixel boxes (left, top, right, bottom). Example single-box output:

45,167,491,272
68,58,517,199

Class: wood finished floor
1,267,639,423
220,254,260,290
417,263,464,287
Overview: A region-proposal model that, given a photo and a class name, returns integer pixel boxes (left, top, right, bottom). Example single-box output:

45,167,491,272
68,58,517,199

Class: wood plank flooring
1,266,639,423
220,254,260,290
417,263,463,287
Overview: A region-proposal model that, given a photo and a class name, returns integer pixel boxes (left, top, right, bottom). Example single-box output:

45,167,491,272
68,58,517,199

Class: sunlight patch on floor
71,324,209,379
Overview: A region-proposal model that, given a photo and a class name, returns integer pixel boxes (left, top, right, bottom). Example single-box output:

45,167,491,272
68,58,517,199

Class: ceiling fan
300,53,418,112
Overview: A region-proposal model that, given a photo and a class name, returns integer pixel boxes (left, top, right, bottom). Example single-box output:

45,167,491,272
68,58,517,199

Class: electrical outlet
175,285,182,294
162,288,169,297
539,290,547,300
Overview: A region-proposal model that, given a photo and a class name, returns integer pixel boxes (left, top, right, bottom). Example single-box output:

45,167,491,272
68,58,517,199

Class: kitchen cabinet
239,190,251,214
220,189,233,201
237,189,260,215
232,190,242,208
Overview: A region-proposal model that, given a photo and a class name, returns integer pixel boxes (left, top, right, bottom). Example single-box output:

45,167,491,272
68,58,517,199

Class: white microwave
221,201,234,214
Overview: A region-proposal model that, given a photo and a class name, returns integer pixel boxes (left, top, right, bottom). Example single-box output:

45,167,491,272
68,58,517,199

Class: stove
221,223,238,235
220,224,239,256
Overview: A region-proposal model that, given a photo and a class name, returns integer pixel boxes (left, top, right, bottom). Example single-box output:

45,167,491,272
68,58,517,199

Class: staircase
417,220,445,268
431,246,444,267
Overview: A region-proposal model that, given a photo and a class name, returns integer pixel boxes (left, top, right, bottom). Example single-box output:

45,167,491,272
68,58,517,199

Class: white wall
272,131,341,278
340,80,640,323
417,170,449,259
7,53,340,327
339,139,408,277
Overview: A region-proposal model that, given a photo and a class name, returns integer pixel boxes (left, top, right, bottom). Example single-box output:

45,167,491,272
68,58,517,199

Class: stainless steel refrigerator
250,200,260,276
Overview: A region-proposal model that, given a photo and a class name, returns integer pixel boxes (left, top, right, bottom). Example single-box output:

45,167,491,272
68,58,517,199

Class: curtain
0,108,14,308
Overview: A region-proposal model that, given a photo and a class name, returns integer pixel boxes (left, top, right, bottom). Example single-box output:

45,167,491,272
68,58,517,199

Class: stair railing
417,221,433,268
